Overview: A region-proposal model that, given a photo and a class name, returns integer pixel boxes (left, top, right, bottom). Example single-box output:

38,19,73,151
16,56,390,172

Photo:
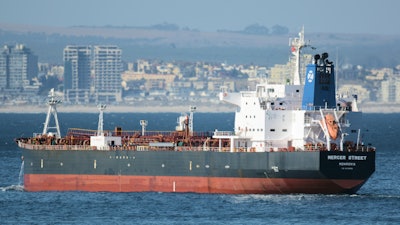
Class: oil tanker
16,28,375,194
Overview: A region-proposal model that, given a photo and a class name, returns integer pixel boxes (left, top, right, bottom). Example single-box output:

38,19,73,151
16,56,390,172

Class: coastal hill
1,23,400,68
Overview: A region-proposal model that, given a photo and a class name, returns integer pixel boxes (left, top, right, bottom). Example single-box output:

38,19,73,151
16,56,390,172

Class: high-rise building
63,46,91,103
381,78,400,103
62,45,122,103
93,45,122,102
0,44,38,90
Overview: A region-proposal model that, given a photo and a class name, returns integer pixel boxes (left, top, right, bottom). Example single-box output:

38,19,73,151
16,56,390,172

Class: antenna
42,88,62,138
335,47,339,94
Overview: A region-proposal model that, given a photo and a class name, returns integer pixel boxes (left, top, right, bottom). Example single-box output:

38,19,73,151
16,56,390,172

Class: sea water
0,113,399,224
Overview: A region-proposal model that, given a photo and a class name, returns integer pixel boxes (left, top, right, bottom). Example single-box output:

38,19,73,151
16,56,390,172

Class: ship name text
327,155,367,161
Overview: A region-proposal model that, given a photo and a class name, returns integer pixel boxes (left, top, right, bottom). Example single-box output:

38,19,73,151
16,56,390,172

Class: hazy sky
1,0,399,35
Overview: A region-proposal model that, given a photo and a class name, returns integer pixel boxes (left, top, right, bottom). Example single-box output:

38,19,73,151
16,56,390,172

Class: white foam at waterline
0,184,24,192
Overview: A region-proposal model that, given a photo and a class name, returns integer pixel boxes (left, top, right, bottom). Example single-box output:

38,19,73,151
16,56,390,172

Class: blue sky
1,0,399,35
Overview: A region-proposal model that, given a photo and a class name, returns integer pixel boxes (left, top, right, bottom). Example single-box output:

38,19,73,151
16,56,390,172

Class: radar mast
290,26,308,85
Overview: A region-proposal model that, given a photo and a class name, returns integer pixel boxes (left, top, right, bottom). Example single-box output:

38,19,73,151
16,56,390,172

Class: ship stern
319,151,375,193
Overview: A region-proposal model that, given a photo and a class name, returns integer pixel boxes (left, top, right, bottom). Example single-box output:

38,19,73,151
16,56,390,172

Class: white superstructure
218,87,361,152
215,29,363,153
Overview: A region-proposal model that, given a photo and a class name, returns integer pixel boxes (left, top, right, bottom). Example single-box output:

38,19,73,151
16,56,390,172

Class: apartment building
63,45,91,103
93,45,122,103
0,44,38,90
63,45,122,103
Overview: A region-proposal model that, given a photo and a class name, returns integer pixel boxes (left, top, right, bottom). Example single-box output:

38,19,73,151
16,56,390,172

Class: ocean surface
0,112,399,224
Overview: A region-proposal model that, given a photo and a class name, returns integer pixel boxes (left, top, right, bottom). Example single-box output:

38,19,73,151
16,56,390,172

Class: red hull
24,174,365,194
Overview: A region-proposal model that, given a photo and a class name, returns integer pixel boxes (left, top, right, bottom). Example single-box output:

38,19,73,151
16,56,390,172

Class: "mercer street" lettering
327,155,367,161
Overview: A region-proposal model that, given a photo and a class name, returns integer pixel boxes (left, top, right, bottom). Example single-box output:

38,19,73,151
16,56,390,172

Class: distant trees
218,24,289,36
242,24,269,35
150,22,180,31
270,25,289,35
145,22,289,36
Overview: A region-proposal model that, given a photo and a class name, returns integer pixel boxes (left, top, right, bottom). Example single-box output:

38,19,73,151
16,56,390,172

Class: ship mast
290,26,307,85
140,120,148,136
42,88,61,138
189,105,196,135
97,104,106,136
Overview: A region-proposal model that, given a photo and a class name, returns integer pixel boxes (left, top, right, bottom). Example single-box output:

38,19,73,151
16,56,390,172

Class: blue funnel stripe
302,64,336,110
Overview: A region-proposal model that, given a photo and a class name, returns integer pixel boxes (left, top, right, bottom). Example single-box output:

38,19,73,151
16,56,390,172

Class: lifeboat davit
324,114,339,140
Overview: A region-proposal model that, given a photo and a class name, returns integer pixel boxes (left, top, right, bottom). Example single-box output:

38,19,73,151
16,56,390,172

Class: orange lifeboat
324,114,338,140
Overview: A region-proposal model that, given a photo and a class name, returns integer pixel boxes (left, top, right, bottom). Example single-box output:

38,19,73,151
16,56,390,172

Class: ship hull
21,148,375,194
24,174,367,194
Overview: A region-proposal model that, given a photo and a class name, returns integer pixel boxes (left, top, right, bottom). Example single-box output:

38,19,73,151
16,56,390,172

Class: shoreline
0,103,399,114
0,104,237,114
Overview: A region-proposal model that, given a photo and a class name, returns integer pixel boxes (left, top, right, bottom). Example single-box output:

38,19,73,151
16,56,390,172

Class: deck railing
18,141,375,153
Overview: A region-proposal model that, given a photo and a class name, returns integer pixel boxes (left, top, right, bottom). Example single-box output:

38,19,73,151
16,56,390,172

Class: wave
226,193,325,204
0,184,24,192
226,192,400,205
354,193,400,199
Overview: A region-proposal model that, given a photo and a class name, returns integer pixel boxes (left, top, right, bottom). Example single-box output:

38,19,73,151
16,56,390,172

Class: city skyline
1,0,400,35
0,41,399,114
